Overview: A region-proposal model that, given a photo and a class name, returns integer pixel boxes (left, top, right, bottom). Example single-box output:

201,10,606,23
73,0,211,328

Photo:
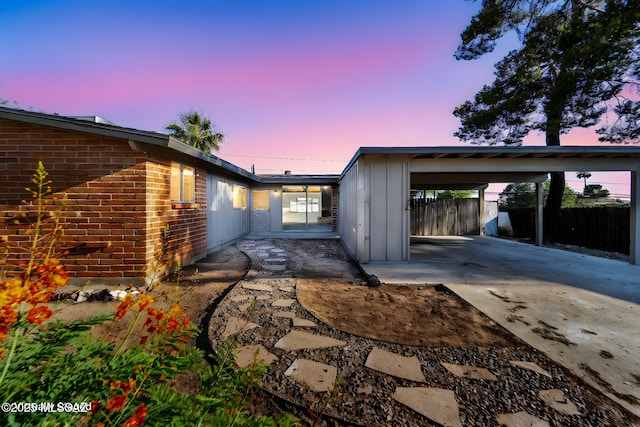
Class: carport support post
535,181,543,246
479,187,485,236
631,170,640,265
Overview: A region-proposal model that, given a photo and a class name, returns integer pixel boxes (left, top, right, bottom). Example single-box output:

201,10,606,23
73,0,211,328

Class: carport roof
343,145,640,177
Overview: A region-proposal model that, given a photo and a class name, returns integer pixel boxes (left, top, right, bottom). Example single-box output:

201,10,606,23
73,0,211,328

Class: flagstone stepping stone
510,360,552,378
365,347,425,382
222,317,259,338
235,344,278,369
256,295,271,300
284,358,338,392
273,311,296,318
357,384,373,395
230,295,252,302
292,317,316,328
440,362,497,381
279,286,295,292
272,299,296,307
538,389,581,415
238,301,258,312
393,387,462,427
242,282,273,292
275,330,346,351
496,411,550,427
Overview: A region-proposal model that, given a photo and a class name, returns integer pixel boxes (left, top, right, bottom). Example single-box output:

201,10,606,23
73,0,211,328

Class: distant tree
500,181,576,208
576,172,592,192
454,0,640,241
166,110,224,152
437,190,474,200
499,183,536,208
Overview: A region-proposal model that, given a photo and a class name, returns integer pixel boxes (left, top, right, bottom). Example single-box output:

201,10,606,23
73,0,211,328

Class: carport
338,146,640,265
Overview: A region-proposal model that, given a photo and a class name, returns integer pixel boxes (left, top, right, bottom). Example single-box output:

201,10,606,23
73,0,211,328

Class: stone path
206,239,599,426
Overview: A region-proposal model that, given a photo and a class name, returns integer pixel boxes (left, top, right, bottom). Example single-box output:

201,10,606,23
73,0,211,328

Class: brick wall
0,119,208,285
144,158,207,281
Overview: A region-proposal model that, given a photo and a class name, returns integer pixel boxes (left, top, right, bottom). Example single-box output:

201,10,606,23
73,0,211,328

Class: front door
251,190,270,232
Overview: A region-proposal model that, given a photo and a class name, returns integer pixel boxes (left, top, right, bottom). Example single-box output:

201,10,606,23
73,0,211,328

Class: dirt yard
297,281,515,348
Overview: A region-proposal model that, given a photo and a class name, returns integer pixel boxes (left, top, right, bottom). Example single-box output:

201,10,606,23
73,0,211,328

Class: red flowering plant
0,162,68,372
0,164,296,426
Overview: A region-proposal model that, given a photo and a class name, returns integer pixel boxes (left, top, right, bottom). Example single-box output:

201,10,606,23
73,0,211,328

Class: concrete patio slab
274,330,346,351
365,347,425,382
393,387,462,427
362,236,640,417
284,358,338,392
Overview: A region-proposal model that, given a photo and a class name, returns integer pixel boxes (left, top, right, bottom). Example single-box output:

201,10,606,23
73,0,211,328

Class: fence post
535,181,543,246
631,170,640,265
479,188,485,236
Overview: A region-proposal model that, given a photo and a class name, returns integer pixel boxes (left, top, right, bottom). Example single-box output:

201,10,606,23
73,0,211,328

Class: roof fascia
0,107,260,182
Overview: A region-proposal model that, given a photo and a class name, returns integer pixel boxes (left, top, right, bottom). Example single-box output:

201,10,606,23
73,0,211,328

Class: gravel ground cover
208,239,638,427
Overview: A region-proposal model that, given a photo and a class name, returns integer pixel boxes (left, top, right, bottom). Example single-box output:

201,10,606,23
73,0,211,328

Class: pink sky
0,0,633,198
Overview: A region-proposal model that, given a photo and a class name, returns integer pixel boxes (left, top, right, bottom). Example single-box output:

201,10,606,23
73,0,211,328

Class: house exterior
2,107,639,287
0,108,338,285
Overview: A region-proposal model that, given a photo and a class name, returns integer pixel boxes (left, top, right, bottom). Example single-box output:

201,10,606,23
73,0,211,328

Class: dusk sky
1,0,632,198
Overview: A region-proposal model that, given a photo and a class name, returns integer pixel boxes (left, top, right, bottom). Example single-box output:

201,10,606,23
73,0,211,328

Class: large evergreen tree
166,110,224,153
454,0,640,241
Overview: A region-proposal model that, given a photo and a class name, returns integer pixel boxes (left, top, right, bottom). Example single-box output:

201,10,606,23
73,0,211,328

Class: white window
170,163,195,202
233,185,247,209
252,190,269,210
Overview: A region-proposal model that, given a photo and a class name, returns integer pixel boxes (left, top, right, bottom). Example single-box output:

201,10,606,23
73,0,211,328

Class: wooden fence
410,198,480,236
507,207,630,254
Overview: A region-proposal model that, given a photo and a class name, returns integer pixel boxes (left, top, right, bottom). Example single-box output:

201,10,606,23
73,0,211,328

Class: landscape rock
393,387,462,427
284,358,338,392
365,347,425,382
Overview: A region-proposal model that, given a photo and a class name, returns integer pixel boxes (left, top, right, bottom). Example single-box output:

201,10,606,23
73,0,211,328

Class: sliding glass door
281,185,332,231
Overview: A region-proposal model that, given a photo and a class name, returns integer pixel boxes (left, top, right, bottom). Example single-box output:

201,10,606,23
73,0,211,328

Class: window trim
233,185,247,209
170,163,198,208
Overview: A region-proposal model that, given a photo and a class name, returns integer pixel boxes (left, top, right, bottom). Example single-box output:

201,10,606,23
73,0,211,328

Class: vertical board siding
369,162,388,260
366,158,410,262
206,175,249,251
338,164,359,260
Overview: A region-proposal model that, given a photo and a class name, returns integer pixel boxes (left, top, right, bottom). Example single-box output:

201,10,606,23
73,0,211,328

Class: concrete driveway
362,236,640,417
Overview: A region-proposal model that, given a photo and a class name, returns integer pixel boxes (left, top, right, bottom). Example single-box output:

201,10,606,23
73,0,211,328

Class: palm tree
576,172,592,193
166,110,224,152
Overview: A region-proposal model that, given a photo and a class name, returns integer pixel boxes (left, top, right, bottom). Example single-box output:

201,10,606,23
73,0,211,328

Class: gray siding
206,174,249,251
368,159,409,261
338,163,359,260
